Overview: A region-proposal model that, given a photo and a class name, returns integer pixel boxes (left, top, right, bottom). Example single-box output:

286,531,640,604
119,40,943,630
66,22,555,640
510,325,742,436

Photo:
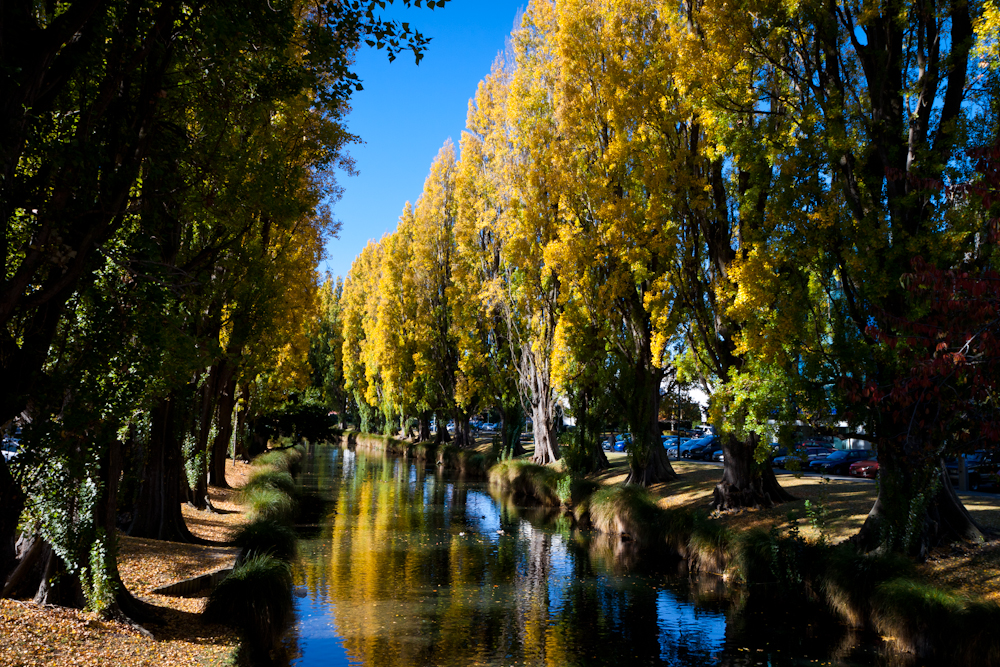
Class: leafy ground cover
0,459,252,667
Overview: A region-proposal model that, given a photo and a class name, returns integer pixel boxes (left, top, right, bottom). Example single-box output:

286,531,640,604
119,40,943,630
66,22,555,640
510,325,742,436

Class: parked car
711,449,725,462
613,434,633,452
662,435,690,452
680,435,709,458
848,458,879,479
809,449,873,475
773,446,833,470
678,436,711,457
685,435,721,460
946,451,997,491
769,445,789,461
1,437,19,463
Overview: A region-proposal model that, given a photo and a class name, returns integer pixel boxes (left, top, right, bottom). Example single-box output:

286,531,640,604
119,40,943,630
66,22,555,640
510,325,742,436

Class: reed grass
242,484,296,524
231,518,298,563
204,553,294,664
589,486,666,547
487,459,562,506
240,469,296,499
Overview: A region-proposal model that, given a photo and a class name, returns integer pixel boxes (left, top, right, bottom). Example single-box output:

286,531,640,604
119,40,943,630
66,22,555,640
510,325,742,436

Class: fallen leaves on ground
0,459,251,667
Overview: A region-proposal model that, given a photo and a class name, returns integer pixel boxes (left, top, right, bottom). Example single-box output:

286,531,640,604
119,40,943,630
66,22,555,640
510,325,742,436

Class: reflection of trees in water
292,447,867,667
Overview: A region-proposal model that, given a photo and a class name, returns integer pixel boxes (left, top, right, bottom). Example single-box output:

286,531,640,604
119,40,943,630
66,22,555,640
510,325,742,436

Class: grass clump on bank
253,445,304,475
204,553,294,665
589,486,667,547
231,519,298,564
210,445,309,664
242,468,296,498
241,485,296,523
488,459,564,506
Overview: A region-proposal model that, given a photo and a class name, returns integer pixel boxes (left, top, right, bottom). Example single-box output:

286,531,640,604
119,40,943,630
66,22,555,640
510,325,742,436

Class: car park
662,435,690,453
809,449,874,475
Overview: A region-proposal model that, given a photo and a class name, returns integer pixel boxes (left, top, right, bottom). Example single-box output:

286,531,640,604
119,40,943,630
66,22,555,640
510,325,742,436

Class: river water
287,445,891,667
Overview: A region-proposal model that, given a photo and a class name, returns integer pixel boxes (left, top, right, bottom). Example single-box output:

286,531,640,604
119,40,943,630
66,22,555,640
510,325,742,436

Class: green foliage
182,432,207,492
81,530,119,615
558,430,594,475
804,478,831,544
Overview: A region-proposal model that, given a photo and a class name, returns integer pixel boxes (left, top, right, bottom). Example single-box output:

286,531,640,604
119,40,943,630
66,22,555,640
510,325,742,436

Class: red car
848,459,879,479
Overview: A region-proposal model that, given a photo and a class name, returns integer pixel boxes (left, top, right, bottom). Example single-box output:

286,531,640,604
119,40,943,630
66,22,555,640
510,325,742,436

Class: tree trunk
235,382,250,461
712,432,794,511
452,411,473,448
417,411,432,442
525,353,559,465
189,366,221,510
209,366,237,487
128,395,198,543
94,437,152,621
851,458,987,559
33,544,86,607
434,414,451,444
624,359,674,485
578,394,609,473
0,457,24,586
499,404,527,459
530,393,560,465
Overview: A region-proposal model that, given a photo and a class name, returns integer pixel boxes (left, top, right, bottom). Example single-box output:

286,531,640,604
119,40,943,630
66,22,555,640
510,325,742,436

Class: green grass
253,446,303,474
240,469,296,498
241,484,296,523
204,553,294,663
231,518,298,563
589,486,666,547
488,459,562,506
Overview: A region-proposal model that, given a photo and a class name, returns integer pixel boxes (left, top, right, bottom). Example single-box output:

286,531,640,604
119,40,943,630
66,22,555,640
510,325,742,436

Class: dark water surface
289,445,891,667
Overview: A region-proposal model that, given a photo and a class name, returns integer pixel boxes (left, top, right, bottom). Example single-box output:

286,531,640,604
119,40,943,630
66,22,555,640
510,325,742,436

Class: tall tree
677,0,986,547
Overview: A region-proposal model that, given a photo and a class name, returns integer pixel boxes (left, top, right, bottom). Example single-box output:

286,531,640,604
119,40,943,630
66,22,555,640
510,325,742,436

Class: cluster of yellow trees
330,0,1000,552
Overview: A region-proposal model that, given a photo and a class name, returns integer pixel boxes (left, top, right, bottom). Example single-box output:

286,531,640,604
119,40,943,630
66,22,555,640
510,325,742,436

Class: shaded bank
487,459,1000,664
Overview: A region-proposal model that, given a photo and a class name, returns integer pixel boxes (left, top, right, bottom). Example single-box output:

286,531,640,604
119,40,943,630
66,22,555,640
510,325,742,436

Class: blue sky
319,1,526,281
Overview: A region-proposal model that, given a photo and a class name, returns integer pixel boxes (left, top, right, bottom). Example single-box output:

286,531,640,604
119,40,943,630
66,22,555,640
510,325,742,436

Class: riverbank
0,459,252,667
588,452,1000,602
487,445,1000,662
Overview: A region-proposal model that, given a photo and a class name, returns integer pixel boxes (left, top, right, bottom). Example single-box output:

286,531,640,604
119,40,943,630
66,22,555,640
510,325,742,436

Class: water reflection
290,445,887,667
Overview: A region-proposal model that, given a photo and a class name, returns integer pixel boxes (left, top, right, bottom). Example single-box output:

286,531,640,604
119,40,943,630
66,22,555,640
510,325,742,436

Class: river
287,444,892,666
